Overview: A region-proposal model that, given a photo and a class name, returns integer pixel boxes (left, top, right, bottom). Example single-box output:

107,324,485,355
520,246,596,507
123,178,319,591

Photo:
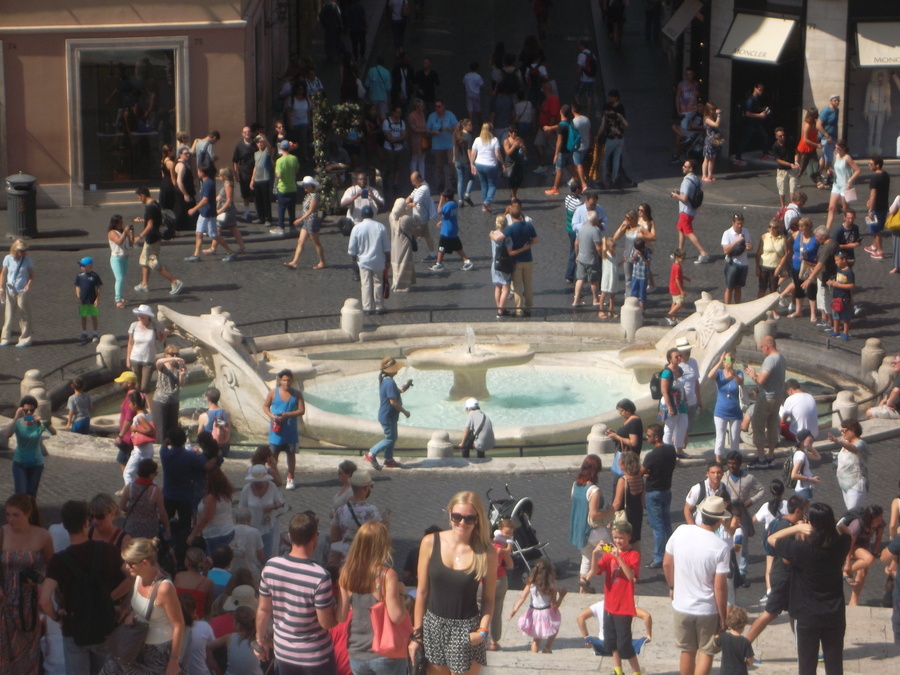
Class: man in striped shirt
256,512,338,674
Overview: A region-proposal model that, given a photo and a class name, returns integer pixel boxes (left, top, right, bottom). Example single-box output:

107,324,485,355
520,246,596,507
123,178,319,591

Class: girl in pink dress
508,558,567,653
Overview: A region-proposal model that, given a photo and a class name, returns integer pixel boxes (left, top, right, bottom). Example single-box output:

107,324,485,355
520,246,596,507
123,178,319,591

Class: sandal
598,311,609,319
202,248,215,255
116,301,126,309
312,264,327,270
488,641,501,652
283,262,298,270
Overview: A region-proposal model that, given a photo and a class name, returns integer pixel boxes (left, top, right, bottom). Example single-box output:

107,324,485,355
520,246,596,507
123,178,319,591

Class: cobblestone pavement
2,0,899,597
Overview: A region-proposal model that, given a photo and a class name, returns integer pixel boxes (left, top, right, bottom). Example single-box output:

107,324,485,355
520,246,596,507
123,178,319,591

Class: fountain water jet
405,325,535,400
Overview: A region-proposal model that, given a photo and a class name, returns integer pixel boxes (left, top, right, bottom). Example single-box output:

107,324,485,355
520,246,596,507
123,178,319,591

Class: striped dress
258,554,335,667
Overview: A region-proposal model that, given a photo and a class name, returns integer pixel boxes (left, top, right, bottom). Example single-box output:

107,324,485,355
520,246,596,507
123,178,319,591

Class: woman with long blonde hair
338,521,409,674
207,166,246,257
409,491,497,675
469,124,503,213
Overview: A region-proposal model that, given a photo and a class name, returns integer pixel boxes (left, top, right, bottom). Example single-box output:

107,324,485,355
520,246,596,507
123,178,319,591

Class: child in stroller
487,484,551,583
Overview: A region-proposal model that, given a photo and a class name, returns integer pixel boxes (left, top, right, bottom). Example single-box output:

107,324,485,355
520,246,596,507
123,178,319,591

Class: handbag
421,135,431,152
460,412,487,458
370,570,413,659
131,417,156,446
831,297,845,314
106,577,162,665
586,489,607,529
886,209,900,233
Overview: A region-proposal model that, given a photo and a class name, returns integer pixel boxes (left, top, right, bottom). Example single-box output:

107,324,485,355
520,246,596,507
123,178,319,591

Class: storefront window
78,48,177,189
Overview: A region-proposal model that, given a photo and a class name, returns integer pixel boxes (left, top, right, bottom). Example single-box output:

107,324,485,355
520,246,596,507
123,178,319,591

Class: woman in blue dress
707,351,744,464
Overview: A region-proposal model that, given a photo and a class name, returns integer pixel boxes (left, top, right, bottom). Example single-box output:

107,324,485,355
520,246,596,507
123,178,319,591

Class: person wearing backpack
198,387,232,458
597,91,628,189
575,39,597,115
40,500,128,673
544,104,580,195
670,159,711,264
133,187,184,296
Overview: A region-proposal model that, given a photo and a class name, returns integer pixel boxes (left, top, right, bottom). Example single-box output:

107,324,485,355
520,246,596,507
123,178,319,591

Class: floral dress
0,549,46,674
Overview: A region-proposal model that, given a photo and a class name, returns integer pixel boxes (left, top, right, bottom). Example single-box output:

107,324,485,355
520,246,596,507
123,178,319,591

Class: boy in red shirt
584,521,642,675
666,248,689,326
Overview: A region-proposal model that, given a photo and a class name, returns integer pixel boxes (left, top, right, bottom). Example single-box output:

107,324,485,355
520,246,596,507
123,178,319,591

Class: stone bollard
860,338,885,385
620,297,643,341
30,387,51,421
427,430,454,459
694,291,713,315
586,423,616,455
96,334,123,372
341,298,364,341
21,369,44,400
832,390,858,428
754,319,777,345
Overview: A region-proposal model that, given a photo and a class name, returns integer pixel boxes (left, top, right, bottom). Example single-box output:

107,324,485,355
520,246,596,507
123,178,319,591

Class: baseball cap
78,256,93,266
114,371,138,384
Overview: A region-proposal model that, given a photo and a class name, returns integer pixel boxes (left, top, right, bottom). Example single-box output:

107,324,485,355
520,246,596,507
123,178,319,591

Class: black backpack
494,242,516,275
649,367,666,400
160,209,177,240
687,175,704,209
58,542,118,646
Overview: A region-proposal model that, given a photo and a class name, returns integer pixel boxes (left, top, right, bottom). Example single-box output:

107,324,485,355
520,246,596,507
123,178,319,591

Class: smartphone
404,378,414,388
361,188,369,199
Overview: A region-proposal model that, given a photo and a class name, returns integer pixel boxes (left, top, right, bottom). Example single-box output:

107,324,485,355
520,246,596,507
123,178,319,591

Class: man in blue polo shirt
505,199,539,317
426,99,458,193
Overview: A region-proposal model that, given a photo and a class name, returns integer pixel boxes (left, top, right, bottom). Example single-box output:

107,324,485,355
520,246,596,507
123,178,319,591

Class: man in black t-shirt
232,126,257,221
771,127,799,208
39,501,128,672
865,156,890,259
414,57,440,112
133,187,183,295
641,423,677,568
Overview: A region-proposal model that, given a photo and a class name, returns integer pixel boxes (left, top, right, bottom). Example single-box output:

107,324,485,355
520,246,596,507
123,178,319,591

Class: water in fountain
465,325,476,355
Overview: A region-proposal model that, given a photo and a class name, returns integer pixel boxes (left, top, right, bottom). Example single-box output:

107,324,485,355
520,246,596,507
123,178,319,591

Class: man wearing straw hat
664,495,730,675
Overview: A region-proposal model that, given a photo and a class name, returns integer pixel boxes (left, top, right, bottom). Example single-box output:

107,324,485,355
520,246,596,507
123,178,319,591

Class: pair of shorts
534,127,553,148
196,214,219,238
671,293,685,304
869,211,886,235
423,611,486,674
834,299,853,323
758,267,780,293
555,152,575,170
765,575,790,615
79,303,99,318
139,241,161,270
603,611,636,659
439,235,463,254
677,212,694,235
673,610,721,656
573,149,585,165
270,443,297,455
303,217,322,234
576,260,599,282
724,262,749,288
629,277,648,305
238,177,253,200
575,80,594,101
821,138,835,164
466,92,481,113
868,405,900,420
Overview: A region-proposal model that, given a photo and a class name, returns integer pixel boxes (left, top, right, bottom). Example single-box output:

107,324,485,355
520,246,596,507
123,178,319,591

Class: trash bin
6,172,38,239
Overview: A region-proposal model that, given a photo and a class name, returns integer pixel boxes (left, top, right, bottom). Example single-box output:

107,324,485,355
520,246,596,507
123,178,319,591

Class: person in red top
666,248,689,326
534,81,561,174
585,521,642,675
490,519,515,650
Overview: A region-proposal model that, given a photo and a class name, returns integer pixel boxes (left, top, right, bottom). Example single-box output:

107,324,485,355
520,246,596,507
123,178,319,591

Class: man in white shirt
407,171,437,260
721,213,753,304
675,337,701,458
664,496,730,675
340,172,385,223
571,191,607,234
780,379,818,441
347,206,391,314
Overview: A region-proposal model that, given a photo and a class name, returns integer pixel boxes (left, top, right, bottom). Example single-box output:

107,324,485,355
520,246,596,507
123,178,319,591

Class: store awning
857,22,900,67
661,0,703,42
718,14,796,64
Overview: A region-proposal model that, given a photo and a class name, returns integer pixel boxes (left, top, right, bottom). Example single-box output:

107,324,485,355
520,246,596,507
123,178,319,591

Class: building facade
0,0,291,207
665,0,899,159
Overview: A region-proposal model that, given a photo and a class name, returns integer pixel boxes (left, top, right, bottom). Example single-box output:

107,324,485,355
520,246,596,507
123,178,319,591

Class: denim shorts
555,152,575,170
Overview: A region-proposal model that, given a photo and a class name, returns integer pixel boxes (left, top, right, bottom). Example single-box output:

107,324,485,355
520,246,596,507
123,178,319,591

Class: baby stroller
673,127,705,164
486,483,551,583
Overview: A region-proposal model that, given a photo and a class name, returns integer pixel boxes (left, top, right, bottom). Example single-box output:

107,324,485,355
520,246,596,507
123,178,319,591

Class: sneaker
91,333,100,343
481,203,493,214
430,262,444,271
864,245,877,254
464,196,475,207
0,340,9,347
829,331,840,338
285,475,296,491
871,252,885,259
15,341,31,348
815,319,830,328
461,260,474,271
134,284,149,292
364,452,382,471
778,296,791,309
840,333,850,341
222,253,237,262
694,255,710,264
169,280,184,295
665,316,677,326
422,253,437,262
733,159,748,167
184,255,201,262
823,324,835,332
80,332,89,345
544,188,560,195
383,459,401,468
748,458,769,469
269,226,285,236
533,165,547,174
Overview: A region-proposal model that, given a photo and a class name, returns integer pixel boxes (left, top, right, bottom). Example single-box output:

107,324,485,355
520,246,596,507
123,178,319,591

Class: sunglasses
450,512,478,525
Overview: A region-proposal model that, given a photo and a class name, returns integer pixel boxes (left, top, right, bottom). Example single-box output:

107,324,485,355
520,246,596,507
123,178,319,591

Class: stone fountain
404,326,535,399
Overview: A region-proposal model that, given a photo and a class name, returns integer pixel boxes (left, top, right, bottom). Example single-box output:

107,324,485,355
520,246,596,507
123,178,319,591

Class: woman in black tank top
409,491,498,674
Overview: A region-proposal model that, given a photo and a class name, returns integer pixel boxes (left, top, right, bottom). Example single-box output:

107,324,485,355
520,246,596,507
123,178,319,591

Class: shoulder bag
131,415,156,446
613,477,628,525
370,568,413,659
886,209,900,233
105,577,163,665
586,487,608,529
460,413,487,457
